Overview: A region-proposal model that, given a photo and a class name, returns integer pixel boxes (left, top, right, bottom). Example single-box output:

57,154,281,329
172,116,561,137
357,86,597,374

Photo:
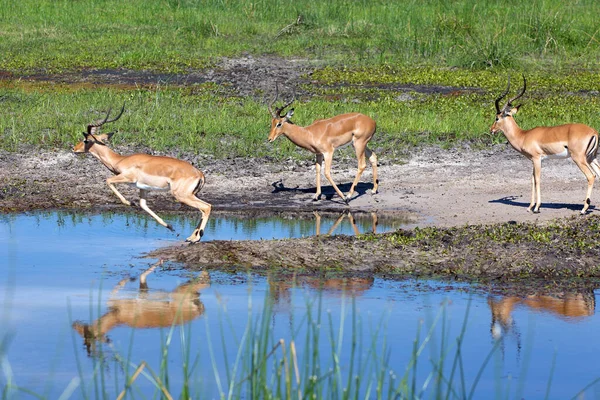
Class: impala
488,292,594,340
72,106,211,242
490,75,600,214
73,260,210,354
267,85,378,203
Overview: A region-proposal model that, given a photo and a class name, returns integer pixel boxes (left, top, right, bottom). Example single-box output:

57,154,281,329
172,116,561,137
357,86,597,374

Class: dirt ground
0,142,594,225
2,56,599,281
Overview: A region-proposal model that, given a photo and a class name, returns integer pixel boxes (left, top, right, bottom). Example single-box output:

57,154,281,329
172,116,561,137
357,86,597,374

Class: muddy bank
149,215,600,282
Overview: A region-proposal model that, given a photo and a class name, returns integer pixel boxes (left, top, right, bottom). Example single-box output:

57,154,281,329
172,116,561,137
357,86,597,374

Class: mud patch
148,215,600,282
9,55,315,98
6,55,486,100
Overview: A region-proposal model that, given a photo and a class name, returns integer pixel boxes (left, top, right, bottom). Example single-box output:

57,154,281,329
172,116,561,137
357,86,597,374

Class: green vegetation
2,0,600,157
2,73,600,159
383,215,600,252
2,0,600,72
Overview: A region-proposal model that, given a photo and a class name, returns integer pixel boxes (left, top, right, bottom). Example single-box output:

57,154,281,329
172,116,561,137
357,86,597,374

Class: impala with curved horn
267,85,379,203
73,106,211,242
490,75,600,214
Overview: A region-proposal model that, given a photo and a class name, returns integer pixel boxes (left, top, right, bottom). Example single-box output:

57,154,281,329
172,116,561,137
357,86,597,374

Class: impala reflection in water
488,291,596,340
313,211,378,236
72,260,210,355
268,274,374,312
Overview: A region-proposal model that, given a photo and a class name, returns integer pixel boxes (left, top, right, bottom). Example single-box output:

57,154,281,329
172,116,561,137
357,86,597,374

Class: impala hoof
185,229,204,243
313,194,322,201
166,224,175,232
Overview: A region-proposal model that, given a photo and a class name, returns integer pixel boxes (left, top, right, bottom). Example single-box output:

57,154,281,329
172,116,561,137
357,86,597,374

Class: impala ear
510,105,520,115
105,131,116,141
285,109,294,119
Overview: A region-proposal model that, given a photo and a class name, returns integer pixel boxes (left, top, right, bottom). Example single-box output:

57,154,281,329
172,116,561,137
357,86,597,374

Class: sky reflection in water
1,211,600,398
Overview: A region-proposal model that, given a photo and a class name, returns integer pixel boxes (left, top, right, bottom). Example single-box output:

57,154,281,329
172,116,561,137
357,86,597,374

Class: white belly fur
543,149,570,160
134,182,170,191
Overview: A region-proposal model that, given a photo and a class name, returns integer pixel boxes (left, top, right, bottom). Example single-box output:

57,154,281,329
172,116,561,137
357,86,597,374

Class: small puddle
1,211,600,398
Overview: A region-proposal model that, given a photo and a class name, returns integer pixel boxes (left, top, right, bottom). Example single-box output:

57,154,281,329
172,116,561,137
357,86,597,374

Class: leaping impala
267,85,378,203
72,106,211,242
490,75,600,214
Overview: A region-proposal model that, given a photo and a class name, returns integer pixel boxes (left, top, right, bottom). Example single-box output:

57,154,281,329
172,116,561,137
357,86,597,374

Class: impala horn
268,84,296,118
495,75,511,114
275,87,296,118
268,83,280,118
507,74,526,110
87,103,126,135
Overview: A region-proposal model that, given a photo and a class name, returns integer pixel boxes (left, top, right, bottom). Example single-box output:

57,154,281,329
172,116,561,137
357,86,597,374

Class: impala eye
276,122,282,128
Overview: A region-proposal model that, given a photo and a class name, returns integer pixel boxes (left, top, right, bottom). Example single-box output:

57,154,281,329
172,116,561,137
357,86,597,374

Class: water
1,211,600,398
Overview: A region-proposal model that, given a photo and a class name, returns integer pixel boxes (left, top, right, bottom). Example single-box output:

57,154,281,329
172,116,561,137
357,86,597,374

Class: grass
2,71,600,160
2,0,600,72
2,1,600,158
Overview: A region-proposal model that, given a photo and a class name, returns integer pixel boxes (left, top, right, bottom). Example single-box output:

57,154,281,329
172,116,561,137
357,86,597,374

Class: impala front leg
314,154,324,201
139,189,174,231
106,175,133,206
529,158,542,213
528,169,536,212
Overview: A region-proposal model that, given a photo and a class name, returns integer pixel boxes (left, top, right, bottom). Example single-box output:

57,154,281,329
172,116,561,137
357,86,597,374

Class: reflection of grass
3,295,598,398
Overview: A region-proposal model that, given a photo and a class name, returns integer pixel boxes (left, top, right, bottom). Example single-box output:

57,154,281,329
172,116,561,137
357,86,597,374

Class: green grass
2,72,600,160
2,0,600,158
2,0,600,72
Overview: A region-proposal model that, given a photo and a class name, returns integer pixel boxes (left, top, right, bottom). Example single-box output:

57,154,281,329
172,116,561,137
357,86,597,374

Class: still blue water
1,211,600,399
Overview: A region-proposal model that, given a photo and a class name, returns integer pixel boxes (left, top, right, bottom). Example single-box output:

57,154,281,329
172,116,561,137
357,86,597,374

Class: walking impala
267,86,379,202
72,106,211,242
490,75,600,214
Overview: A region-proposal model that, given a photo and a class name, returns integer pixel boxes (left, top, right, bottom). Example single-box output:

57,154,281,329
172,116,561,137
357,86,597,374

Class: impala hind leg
590,158,600,178
573,156,596,214
174,271,211,294
175,193,212,243
314,154,324,201
138,189,174,231
347,144,367,200
367,147,378,194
